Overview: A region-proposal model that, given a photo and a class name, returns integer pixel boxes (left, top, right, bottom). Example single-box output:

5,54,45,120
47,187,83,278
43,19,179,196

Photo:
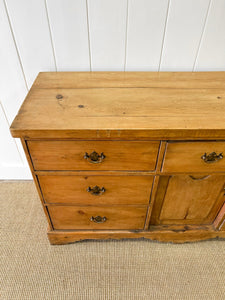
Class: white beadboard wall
0,0,225,179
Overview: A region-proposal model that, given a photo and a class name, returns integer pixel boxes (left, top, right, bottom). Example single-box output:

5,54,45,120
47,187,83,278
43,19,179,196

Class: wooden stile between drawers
10,72,225,244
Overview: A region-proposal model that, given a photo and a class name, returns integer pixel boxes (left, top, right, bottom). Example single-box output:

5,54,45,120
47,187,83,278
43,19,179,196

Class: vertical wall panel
46,0,90,71
0,0,31,179
0,104,22,167
126,0,169,71
160,0,210,71
5,0,56,88
195,0,225,71
0,0,28,124
1,0,225,179
0,103,31,179
88,0,127,71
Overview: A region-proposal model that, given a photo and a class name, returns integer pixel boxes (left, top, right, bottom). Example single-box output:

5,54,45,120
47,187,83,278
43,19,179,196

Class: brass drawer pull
84,151,105,164
87,186,105,196
90,216,107,223
201,152,223,164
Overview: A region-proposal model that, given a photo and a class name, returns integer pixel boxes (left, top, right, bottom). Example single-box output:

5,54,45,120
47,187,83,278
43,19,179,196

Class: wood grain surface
162,141,225,173
150,175,225,226
48,205,147,230
38,175,153,205
47,229,225,245
10,72,225,139
32,72,225,89
9,72,225,244
28,140,159,171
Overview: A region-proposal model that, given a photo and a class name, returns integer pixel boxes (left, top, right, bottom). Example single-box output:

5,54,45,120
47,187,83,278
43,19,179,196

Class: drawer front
39,175,153,205
162,142,225,173
48,205,147,230
27,140,159,171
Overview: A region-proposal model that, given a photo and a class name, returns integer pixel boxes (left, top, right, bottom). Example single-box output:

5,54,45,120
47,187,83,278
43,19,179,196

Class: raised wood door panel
162,142,225,173
28,140,159,171
150,175,225,226
48,205,147,230
38,175,153,205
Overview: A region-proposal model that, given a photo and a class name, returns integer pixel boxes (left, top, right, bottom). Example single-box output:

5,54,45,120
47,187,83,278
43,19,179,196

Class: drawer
162,142,225,173
39,175,153,205
48,205,147,230
28,140,159,171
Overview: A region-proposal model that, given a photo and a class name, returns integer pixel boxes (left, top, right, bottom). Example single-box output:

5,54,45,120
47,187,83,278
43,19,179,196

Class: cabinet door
150,175,225,226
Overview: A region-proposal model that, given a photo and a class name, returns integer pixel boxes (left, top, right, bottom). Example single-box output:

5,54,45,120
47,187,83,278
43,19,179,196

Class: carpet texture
1,181,225,300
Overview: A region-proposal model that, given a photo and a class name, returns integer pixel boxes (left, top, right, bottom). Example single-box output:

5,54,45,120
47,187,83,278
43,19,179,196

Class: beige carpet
1,181,225,300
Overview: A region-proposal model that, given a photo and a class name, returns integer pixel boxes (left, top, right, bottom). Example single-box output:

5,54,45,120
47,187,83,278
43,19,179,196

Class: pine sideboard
10,72,225,244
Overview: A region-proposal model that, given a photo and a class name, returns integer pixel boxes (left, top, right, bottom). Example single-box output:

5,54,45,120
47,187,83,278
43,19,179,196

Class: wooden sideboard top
10,72,225,139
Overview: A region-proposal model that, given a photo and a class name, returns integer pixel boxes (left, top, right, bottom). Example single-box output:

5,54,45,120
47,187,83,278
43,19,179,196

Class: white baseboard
0,165,32,180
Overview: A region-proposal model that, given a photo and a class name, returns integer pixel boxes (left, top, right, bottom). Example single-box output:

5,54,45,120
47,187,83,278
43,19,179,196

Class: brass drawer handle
87,186,105,196
90,216,107,223
84,151,105,164
201,152,223,164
